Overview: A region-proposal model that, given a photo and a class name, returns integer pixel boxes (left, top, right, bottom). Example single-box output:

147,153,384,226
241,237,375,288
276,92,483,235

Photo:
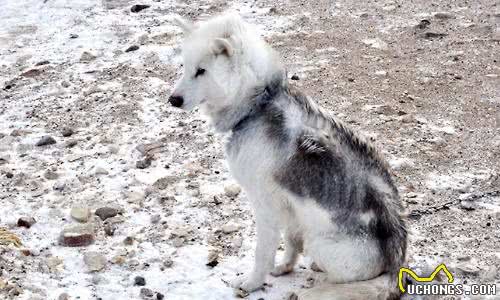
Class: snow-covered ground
1,0,499,299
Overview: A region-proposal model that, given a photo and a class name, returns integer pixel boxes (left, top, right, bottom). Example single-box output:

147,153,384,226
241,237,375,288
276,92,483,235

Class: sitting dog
169,13,407,300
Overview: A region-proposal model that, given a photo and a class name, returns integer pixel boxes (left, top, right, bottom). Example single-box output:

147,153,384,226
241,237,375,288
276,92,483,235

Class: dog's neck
211,72,286,133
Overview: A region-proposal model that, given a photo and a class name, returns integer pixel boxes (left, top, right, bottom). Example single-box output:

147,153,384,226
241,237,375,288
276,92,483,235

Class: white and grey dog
169,13,407,300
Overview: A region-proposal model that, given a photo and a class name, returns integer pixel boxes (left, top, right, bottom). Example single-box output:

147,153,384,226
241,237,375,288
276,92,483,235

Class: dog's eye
195,68,206,77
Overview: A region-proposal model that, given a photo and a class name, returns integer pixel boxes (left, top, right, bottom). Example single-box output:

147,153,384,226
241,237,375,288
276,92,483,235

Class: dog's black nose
168,95,184,107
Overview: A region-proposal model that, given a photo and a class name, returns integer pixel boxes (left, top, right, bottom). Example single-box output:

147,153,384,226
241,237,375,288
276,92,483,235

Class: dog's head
169,13,264,114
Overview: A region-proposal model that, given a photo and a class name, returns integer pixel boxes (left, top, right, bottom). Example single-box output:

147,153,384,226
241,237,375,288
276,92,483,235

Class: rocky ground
0,0,499,299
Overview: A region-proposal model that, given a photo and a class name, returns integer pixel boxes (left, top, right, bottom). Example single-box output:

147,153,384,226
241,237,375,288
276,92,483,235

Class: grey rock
35,136,56,146
125,45,140,52
61,128,74,137
17,217,36,228
224,184,241,198
140,288,154,299
136,157,152,169
95,207,119,221
131,4,150,13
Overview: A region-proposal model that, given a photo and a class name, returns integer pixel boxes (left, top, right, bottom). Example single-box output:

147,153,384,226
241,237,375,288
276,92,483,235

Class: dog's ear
173,16,195,34
212,38,234,57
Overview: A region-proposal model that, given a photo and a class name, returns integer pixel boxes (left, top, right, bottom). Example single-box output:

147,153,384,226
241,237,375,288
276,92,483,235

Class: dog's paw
232,275,265,295
271,263,293,277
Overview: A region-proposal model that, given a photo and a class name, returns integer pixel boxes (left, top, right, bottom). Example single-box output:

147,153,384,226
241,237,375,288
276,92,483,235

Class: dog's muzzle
168,95,184,108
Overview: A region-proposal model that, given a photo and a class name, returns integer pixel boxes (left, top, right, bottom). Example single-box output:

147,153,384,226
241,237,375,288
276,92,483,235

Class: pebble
136,157,152,169
17,217,36,228
150,214,161,224
94,167,109,176
481,265,497,281
124,236,135,245
104,223,116,236
58,293,70,300
44,169,59,180
459,201,476,211
221,221,240,234
84,252,107,272
434,12,455,19
171,237,184,247
153,176,177,190
125,45,140,52
71,206,91,223
69,33,79,39
35,136,56,146
95,207,119,221
59,224,95,247
156,293,165,300
131,4,150,13
206,249,220,268
291,74,300,80
61,128,74,137
140,288,154,299
456,262,480,276
362,38,388,50
224,184,241,198
65,140,78,148
35,60,50,66
134,276,146,286
80,51,97,62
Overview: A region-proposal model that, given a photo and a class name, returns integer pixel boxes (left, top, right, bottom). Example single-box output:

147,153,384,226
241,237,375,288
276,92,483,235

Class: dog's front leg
234,202,280,293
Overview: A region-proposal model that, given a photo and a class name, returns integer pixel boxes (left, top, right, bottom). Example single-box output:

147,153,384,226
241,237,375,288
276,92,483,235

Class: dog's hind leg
271,228,303,276
307,235,384,284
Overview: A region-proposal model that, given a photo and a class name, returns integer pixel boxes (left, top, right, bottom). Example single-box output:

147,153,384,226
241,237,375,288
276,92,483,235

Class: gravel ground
0,0,499,299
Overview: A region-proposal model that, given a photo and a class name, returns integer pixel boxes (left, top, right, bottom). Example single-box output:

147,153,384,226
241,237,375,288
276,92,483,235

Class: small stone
44,169,59,180
21,69,43,77
136,157,152,169
156,293,164,300
124,236,135,245
459,201,476,211
47,256,64,271
206,249,219,268
153,176,177,190
163,258,174,268
456,263,480,276
140,288,154,299
421,32,447,39
58,293,70,300
69,33,79,39
61,81,71,88
131,4,150,12
84,252,107,272
104,223,116,236
17,217,36,228
434,12,455,19
35,136,56,146
134,276,146,286
221,221,240,234
171,237,184,247
94,167,109,175
125,45,140,52
111,255,126,265
291,74,300,80
95,207,119,221
234,288,249,298
150,214,161,224
65,140,78,148
224,184,241,198
35,60,50,66
61,128,74,137
80,51,97,62
71,206,91,223
59,224,95,247
481,265,497,281
362,38,388,50
5,172,14,179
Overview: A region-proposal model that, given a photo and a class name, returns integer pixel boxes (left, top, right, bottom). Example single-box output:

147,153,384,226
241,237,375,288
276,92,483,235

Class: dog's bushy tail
295,273,402,300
